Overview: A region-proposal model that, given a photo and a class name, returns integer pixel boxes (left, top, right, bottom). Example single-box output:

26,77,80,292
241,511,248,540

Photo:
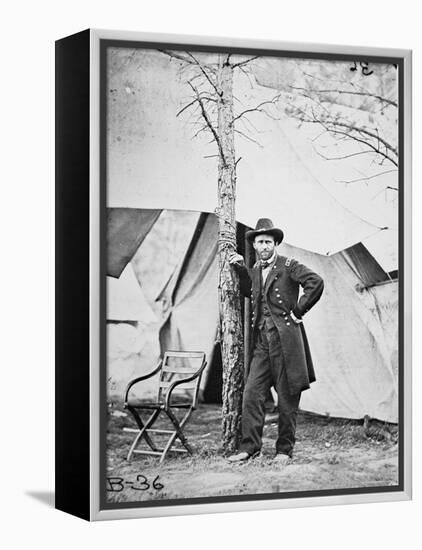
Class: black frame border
55,29,91,521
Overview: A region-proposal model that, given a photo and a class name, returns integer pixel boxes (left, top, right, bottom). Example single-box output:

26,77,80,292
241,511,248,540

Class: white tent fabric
281,243,398,422
158,215,219,375
106,263,159,399
107,263,157,323
106,48,396,255
362,229,398,273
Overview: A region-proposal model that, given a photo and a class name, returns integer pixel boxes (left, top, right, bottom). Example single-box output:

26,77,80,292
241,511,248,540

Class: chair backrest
157,351,206,407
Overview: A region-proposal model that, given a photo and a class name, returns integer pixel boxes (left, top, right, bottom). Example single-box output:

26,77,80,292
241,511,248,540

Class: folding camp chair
123,351,207,463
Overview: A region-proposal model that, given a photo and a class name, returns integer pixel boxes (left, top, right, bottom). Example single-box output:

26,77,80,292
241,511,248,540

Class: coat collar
253,252,279,270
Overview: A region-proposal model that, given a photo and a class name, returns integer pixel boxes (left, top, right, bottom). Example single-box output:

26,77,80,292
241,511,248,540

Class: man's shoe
273,453,290,466
227,451,259,463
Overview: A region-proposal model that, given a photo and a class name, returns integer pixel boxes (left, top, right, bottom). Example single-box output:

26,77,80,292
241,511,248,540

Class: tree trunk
216,56,244,454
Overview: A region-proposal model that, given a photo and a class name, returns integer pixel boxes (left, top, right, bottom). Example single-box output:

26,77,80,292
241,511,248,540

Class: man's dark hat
246,218,284,245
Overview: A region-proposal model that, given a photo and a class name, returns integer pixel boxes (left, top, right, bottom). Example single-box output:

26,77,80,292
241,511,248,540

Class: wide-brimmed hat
246,218,284,245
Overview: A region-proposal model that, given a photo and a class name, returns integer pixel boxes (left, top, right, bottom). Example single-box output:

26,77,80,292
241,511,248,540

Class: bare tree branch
294,63,397,111
237,113,263,136
336,169,398,184
326,127,398,166
286,100,398,167
176,92,217,118
232,95,281,123
289,85,398,108
232,56,260,68
327,120,397,157
281,61,399,180
160,49,200,66
311,144,383,162
197,94,218,103
234,129,263,148
187,52,222,96
176,98,200,117
192,125,209,139
313,118,396,166
187,81,226,164
238,65,256,89
160,49,216,73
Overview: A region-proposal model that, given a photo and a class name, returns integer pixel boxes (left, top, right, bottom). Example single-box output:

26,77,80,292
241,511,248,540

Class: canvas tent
107,262,157,323
105,47,399,422
106,209,398,423
107,262,159,398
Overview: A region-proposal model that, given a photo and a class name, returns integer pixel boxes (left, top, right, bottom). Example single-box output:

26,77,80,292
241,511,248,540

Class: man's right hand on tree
229,252,245,266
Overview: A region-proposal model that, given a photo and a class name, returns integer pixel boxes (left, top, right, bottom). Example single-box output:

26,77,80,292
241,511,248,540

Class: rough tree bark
216,56,244,454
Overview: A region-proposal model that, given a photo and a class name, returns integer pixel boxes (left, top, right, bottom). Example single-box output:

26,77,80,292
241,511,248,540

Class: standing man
228,218,324,464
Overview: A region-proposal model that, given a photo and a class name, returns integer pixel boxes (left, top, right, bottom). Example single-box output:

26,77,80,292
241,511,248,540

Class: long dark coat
236,254,324,394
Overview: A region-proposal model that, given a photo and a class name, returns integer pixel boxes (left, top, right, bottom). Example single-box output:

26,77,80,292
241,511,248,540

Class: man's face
253,234,276,261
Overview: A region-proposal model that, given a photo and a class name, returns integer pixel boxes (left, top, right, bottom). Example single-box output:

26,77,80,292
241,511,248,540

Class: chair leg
159,432,179,464
165,408,194,455
127,430,143,461
126,407,161,460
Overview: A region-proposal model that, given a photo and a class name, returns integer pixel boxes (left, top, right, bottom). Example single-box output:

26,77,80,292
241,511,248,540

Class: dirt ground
106,403,399,504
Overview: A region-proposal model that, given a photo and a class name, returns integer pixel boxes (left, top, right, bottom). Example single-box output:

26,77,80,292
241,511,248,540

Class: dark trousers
239,324,301,457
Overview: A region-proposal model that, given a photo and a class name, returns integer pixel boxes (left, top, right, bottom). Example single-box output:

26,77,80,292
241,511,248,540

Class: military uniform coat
237,255,324,395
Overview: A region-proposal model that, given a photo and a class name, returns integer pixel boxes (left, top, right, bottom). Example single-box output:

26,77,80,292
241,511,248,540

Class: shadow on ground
26,491,55,508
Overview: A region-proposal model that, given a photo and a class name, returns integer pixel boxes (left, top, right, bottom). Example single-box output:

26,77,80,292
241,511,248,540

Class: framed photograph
55,29,412,521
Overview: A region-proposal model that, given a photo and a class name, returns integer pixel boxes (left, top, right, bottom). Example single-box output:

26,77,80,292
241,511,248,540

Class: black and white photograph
102,39,403,508
3,0,421,542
